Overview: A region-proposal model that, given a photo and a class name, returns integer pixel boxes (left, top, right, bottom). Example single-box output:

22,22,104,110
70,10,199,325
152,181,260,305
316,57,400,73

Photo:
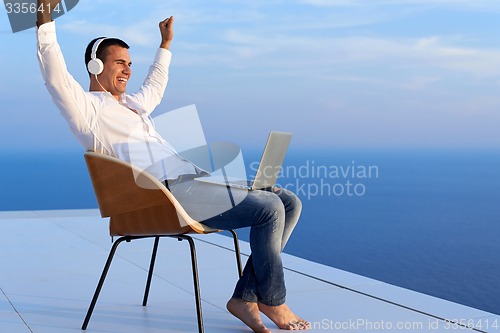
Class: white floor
0,209,498,333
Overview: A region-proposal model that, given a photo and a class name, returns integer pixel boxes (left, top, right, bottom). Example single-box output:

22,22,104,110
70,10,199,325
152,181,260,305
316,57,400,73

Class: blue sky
1,0,500,151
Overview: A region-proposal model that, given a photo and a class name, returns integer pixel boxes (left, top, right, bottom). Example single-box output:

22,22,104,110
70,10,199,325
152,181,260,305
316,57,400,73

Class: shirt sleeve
37,21,97,142
126,48,172,115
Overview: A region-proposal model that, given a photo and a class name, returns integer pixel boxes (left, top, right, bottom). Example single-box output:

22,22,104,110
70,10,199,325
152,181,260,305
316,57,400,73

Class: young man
36,0,309,331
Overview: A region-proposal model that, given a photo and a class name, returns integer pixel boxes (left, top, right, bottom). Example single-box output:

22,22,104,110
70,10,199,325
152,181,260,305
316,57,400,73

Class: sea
1,148,499,315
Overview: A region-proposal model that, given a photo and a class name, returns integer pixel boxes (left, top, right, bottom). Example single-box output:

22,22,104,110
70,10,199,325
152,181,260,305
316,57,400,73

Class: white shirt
37,21,203,181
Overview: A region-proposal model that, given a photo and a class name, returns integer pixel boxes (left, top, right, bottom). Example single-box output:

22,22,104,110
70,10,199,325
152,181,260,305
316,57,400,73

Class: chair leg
82,236,130,330
176,235,204,333
143,236,160,306
82,233,230,332
229,229,243,278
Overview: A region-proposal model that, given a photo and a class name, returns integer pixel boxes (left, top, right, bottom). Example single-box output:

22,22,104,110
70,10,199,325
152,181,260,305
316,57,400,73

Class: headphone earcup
87,58,104,75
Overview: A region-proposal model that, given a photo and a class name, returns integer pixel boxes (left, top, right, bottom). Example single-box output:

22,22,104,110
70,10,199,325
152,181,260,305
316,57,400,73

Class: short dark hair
84,37,130,76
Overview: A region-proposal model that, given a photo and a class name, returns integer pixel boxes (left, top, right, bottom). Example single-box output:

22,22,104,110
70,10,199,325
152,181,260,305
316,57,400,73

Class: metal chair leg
82,233,236,332
229,229,243,278
176,235,204,333
82,236,130,330
143,236,160,306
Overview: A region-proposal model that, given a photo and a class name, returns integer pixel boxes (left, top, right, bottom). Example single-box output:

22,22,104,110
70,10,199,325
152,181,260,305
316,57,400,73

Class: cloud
59,20,157,46
299,0,500,8
174,26,500,80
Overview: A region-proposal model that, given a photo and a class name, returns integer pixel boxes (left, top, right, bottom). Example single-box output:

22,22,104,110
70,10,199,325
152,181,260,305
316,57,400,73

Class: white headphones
87,38,108,75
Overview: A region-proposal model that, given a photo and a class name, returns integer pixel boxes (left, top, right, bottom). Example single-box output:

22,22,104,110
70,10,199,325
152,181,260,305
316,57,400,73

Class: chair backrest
84,151,217,236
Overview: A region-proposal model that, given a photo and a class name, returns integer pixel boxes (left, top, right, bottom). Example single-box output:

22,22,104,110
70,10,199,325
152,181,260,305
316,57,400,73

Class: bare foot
258,302,310,330
227,298,271,333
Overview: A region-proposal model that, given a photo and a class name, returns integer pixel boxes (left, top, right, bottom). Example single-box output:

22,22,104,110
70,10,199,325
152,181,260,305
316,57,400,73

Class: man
36,0,309,331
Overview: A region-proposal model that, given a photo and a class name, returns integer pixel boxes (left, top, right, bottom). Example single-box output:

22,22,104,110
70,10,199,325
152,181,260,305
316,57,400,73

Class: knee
275,188,302,216
288,191,302,215
255,193,285,228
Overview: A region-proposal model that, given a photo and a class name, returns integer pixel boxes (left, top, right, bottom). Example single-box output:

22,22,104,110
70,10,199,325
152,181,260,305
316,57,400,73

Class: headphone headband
87,37,108,75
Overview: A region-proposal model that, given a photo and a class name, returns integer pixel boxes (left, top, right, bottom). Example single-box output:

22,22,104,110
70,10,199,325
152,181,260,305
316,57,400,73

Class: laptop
195,131,292,190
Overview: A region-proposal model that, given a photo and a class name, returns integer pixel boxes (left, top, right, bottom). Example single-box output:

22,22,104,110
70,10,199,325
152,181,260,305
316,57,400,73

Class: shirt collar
90,91,126,102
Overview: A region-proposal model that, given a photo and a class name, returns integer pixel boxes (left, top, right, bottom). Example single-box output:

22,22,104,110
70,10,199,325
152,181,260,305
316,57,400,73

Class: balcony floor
0,209,498,333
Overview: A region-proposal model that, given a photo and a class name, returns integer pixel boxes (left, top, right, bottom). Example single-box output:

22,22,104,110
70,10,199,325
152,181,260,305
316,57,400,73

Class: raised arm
127,17,175,114
159,16,174,50
37,0,62,27
37,0,99,150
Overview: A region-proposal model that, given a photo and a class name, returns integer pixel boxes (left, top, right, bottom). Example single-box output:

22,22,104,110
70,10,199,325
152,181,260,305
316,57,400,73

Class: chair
81,151,243,333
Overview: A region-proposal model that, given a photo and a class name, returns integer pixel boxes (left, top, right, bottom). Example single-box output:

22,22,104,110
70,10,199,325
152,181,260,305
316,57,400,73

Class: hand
37,0,63,26
40,0,63,8
159,16,174,50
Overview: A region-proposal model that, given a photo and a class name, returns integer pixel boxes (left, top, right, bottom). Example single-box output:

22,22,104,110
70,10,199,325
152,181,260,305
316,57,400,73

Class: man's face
98,45,132,98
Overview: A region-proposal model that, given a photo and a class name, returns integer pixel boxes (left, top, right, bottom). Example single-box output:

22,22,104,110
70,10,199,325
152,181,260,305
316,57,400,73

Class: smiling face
96,45,132,99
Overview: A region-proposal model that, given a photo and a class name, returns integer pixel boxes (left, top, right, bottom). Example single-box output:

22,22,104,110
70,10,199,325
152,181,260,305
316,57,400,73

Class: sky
1,0,500,151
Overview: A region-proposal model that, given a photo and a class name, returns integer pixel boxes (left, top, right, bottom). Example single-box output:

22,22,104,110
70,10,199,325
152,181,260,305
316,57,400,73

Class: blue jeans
169,180,302,306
